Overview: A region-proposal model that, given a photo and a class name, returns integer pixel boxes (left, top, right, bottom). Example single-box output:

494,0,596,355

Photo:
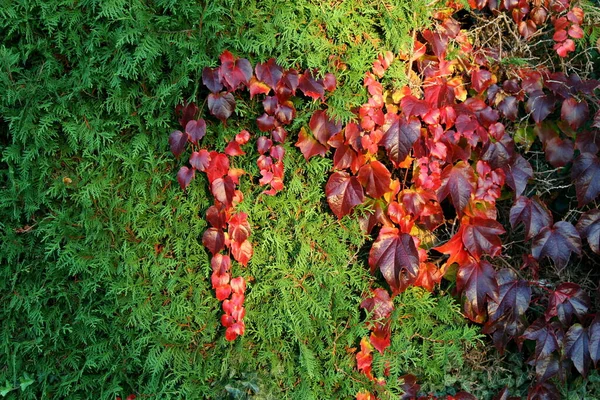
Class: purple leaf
177,166,195,189
169,130,188,158
381,116,421,168
325,171,364,219
208,92,236,123
369,227,419,293
576,209,600,254
565,323,590,377
572,153,600,207
532,221,581,270
510,196,553,240
202,67,223,93
186,119,206,144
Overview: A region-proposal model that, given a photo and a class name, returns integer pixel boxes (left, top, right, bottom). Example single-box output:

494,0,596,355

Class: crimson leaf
325,171,365,219
333,144,358,171
357,161,391,198
211,176,235,207
229,212,251,243
295,127,328,161
565,323,590,377
169,130,188,158
208,92,236,123
532,221,581,270
231,240,253,266
360,288,393,321
381,116,421,168
298,70,325,100
576,209,600,254
255,58,283,89
220,55,252,90
437,161,476,214
202,67,223,93
572,153,600,207
186,119,206,144
510,196,553,240
309,110,341,146
462,217,505,259
561,98,589,130
545,283,589,325
368,227,419,293
202,228,225,255
456,259,498,322
503,153,533,197
177,166,195,190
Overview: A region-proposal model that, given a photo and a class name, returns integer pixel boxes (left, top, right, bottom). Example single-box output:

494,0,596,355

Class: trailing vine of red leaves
169,51,335,341
291,0,599,397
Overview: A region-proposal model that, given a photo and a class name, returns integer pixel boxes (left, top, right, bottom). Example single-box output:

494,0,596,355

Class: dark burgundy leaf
176,102,198,128
169,130,187,158
177,166,195,190
526,91,556,124
456,259,498,322
186,119,206,144
298,70,325,100
422,29,448,59
543,136,573,168
360,288,393,321
220,56,253,91
400,374,420,400
272,126,287,143
206,205,227,229
481,140,513,170
323,73,336,92
202,67,223,93
295,127,328,161
576,209,600,254
309,110,342,146
208,92,236,123
333,144,358,171
498,96,519,121
400,95,429,118
527,381,560,400
257,136,273,155
274,101,295,125
565,323,590,377
590,315,600,367
532,222,581,270
503,154,533,197
523,319,561,361
437,161,476,214
202,227,225,255
531,354,562,383
575,131,600,155
211,176,235,207
256,113,276,132
572,153,600,207
594,109,600,129
381,116,421,168
255,58,283,89
462,217,505,259
521,71,544,94
263,96,278,115
190,149,211,171
325,171,365,219
357,161,391,198
510,196,553,240
561,98,589,130
369,227,419,293
545,283,589,325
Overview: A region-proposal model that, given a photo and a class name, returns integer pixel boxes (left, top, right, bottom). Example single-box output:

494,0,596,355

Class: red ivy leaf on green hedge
224,140,245,157
532,221,581,270
502,153,533,197
206,205,227,229
400,374,420,400
357,161,392,198
169,130,188,158
205,152,230,183
565,323,590,377
457,259,498,322
572,153,600,207
369,227,419,293
561,98,589,130
576,209,600,254
309,110,342,146
462,217,505,259
360,288,393,321
381,116,421,168
256,113,276,132
526,91,556,124
229,212,251,243
296,127,328,161
186,119,206,144
211,176,236,207
325,171,365,219
177,166,195,189
510,196,553,240
298,70,325,100
590,315,600,367
434,224,471,268
323,73,336,92
400,95,429,118
249,77,270,99
356,337,373,377
437,161,476,215
370,324,391,355
208,92,236,123
231,239,253,266
202,67,223,93
333,144,359,171
220,52,252,91
498,96,519,121
545,282,589,325
255,58,283,90
202,228,225,255
471,68,495,94
414,262,442,291
176,102,198,128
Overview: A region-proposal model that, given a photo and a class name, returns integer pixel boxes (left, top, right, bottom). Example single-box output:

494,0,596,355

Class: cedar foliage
0,1,479,398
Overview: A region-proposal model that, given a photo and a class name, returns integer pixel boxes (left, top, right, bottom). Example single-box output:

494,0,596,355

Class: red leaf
369,227,419,293
471,68,495,93
177,166,195,190
202,228,225,255
590,315,600,367
545,283,589,325
561,98,588,129
572,153,600,207
176,102,198,128
202,67,223,93
231,239,253,266
220,55,252,91
503,153,533,197
370,324,391,354
298,70,325,100
248,77,271,98
256,113,276,132
530,7,548,25
462,217,505,259
381,116,421,168
309,110,342,146
414,262,442,291
230,276,246,294
255,58,283,89
518,20,537,39
576,209,600,254
554,39,575,57
434,225,471,268
498,96,519,121
208,92,236,123
356,337,373,376
400,95,429,118
357,161,391,198
422,29,448,59
274,101,295,125
333,144,358,171
295,127,328,161
224,140,245,157
437,161,476,214
205,152,230,183
186,119,206,144
325,171,365,219
169,130,187,158
456,259,498,322
323,73,336,92
211,176,236,207
565,323,590,376
360,288,393,320
229,212,251,243
526,91,555,124
235,130,251,145
206,205,227,229
510,196,553,240
568,24,584,39
532,222,581,270
400,374,420,400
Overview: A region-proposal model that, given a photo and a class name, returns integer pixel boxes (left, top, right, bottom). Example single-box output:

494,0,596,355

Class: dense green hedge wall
0,1,480,399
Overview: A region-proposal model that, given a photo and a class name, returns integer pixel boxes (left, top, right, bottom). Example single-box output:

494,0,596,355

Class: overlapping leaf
510,196,553,240
369,227,419,293
456,259,498,322
531,221,581,269
325,171,365,219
